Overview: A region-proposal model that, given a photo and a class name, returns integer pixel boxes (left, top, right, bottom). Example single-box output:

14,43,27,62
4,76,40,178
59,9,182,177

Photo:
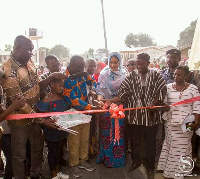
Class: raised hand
100,99,112,108
93,100,104,107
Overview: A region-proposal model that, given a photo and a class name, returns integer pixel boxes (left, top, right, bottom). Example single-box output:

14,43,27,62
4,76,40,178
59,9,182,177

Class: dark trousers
129,124,158,171
46,139,64,171
1,134,13,179
10,123,44,179
124,122,130,150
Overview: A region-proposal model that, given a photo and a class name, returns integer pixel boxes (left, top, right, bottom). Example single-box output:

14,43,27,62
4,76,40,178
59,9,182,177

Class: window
129,54,134,58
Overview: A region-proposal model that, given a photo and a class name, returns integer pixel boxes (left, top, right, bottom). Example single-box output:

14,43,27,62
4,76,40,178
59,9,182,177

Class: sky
0,0,199,54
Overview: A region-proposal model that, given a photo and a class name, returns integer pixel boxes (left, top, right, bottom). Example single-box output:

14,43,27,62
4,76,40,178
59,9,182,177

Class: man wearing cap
104,53,167,178
162,48,195,84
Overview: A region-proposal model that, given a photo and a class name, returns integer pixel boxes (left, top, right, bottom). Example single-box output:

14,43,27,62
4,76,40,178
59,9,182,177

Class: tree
124,33,157,48
48,44,70,62
96,48,109,54
4,44,13,51
88,48,94,58
82,51,89,59
39,47,50,55
177,19,197,48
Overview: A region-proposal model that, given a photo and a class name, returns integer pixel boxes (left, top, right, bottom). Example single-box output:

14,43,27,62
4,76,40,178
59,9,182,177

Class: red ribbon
5,96,200,120
103,103,125,144
171,96,200,106
109,103,125,119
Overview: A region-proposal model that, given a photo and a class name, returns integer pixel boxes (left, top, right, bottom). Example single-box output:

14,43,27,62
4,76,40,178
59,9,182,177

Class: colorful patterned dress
36,100,69,141
96,52,126,168
97,112,125,167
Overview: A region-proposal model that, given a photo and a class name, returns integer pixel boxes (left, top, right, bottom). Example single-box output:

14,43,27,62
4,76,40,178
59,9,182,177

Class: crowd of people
0,35,199,179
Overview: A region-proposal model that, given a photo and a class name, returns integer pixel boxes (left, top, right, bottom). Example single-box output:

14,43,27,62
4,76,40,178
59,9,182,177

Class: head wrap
97,52,126,99
108,52,123,71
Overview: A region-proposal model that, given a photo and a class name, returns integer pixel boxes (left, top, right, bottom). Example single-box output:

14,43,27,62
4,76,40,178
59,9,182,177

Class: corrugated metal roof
0,51,11,55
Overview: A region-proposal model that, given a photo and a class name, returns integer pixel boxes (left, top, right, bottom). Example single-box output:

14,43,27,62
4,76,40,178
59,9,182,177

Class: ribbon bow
103,103,125,144
109,103,125,119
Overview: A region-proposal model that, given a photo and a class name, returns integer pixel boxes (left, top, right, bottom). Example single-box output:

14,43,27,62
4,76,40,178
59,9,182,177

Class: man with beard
103,53,167,179
162,49,195,84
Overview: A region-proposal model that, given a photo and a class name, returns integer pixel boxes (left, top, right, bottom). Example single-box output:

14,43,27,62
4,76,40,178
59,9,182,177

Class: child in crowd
40,55,69,166
85,58,97,76
85,58,97,103
94,61,106,82
40,55,61,99
85,59,99,156
36,78,70,179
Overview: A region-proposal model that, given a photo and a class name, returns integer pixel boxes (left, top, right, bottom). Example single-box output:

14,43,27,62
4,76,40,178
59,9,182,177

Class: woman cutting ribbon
96,52,126,168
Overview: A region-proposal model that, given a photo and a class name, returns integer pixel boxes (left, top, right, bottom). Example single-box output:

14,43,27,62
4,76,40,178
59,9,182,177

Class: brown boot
51,170,57,178
55,165,60,173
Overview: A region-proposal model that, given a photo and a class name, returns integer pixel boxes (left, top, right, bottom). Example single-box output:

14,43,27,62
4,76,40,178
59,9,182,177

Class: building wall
180,47,190,59
140,48,164,61
120,51,135,64
0,51,11,65
120,48,166,64
0,55,10,63
39,50,46,66
159,45,175,52
0,50,42,67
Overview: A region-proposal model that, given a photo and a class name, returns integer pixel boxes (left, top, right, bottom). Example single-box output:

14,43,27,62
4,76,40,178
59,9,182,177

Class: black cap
137,53,150,62
166,49,181,57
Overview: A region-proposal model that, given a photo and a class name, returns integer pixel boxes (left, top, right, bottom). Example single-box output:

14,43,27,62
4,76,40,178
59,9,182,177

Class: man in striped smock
108,53,167,178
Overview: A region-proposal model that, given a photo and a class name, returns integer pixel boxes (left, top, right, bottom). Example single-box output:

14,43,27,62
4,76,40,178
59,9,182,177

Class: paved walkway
40,153,200,179
0,153,199,179
41,153,146,179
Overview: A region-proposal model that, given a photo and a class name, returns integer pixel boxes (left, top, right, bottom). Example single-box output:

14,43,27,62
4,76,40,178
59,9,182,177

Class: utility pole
100,0,108,56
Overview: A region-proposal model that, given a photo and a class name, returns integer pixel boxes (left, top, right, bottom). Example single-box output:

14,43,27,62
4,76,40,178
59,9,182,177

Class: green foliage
124,33,157,48
88,48,94,57
177,19,197,48
81,51,89,59
124,33,138,48
4,44,13,51
48,44,70,62
96,48,109,54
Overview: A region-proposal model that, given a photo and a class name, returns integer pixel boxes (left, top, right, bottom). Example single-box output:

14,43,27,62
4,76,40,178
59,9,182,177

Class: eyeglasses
126,63,136,67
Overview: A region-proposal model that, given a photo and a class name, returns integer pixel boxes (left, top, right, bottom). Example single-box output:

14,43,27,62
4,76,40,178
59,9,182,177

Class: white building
120,45,175,64
0,51,10,65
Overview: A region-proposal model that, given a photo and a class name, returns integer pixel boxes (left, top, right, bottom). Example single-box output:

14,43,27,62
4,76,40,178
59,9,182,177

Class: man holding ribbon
106,53,167,178
62,55,99,178
96,52,126,168
1,35,67,179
